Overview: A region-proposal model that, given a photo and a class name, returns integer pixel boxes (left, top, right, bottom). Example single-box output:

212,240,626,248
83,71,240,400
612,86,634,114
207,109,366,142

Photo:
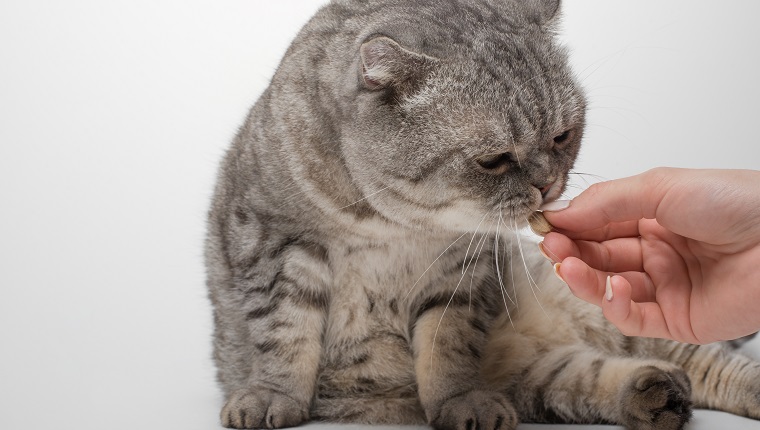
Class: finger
555,257,599,305
557,257,657,304
540,232,575,263
552,220,641,242
543,233,644,273
601,275,679,341
543,169,676,232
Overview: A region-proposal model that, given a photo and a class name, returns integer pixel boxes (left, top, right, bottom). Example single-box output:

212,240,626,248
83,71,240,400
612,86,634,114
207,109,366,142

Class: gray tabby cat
205,0,760,429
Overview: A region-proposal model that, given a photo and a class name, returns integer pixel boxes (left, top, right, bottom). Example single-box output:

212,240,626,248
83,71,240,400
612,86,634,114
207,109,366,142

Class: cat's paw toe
221,388,308,429
432,390,517,430
620,366,692,430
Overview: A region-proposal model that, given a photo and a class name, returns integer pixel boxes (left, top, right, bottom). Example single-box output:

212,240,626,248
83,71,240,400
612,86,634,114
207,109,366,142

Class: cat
205,0,760,429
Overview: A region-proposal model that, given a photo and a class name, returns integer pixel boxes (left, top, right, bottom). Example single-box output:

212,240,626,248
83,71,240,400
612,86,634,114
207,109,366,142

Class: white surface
1,1,759,429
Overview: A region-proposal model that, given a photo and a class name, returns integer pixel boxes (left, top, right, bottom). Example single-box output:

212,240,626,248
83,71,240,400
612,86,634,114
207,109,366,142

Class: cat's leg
506,346,692,430
218,242,331,429
643,340,760,420
411,292,518,430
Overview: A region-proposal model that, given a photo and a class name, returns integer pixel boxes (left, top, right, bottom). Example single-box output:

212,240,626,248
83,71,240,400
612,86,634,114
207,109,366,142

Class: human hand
540,168,760,344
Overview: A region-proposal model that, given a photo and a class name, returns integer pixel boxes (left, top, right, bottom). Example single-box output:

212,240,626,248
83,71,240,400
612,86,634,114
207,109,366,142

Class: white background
1,1,759,429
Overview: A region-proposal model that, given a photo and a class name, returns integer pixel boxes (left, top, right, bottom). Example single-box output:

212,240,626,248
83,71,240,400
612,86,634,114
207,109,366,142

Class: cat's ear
360,36,436,91
524,0,561,28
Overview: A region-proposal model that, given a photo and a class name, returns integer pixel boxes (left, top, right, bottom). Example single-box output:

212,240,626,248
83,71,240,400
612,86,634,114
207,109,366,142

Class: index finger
552,219,641,242
542,232,645,273
545,168,675,233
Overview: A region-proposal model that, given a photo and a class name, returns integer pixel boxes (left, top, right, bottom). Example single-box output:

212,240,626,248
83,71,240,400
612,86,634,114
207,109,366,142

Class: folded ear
524,0,561,27
360,36,437,91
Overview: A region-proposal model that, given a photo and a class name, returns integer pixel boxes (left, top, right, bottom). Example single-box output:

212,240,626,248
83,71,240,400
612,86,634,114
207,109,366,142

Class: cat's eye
476,152,513,174
553,130,573,147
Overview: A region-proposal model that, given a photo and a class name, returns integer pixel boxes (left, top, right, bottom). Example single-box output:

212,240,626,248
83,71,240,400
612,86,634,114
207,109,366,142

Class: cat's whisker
492,211,515,329
337,185,391,210
564,183,585,190
586,105,642,122
505,215,551,320
468,227,490,312
563,184,587,193
462,212,490,275
405,230,470,301
500,211,518,305
584,122,632,143
497,267,516,331
455,229,491,308
496,206,515,305
511,216,552,322
569,171,608,182
507,72,552,109
279,176,392,211
509,223,517,308
506,215,541,292
505,210,520,306
431,226,492,370
279,176,378,209
417,213,494,367
493,210,503,289
575,48,622,84
564,172,594,196
576,46,660,91
512,141,523,169
499,208,517,306
538,240,563,263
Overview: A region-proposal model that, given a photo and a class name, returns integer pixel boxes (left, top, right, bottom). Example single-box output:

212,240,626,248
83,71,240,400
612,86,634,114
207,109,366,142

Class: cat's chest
332,242,422,297
322,238,473,347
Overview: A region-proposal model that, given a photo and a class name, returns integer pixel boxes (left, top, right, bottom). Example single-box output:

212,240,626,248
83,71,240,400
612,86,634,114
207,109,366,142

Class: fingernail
538,242,553,262
553,263,564,283
605,276,614,302
540,200,571,212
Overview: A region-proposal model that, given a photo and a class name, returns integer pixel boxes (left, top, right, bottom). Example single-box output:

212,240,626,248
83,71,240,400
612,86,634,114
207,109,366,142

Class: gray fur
206,1,760,429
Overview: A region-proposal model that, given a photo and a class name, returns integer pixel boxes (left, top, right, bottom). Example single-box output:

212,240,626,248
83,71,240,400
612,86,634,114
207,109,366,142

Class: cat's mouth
475,179,564,233
492,181,561,216
538,178,563,204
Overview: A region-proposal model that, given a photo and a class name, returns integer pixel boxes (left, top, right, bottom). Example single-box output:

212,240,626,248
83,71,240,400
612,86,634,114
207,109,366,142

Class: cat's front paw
431,390,517,430
620,366,692,430
221,388,309,429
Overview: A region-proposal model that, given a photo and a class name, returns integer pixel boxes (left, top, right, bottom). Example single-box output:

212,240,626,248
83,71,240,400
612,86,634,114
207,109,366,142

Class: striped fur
206,1,760,429
482,253,760,428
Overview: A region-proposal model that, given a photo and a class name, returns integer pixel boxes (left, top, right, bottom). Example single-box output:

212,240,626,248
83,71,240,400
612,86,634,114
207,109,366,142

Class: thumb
545,168,675,233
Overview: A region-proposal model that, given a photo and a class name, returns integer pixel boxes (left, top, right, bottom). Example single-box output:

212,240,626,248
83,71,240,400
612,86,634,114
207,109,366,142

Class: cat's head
340,0,585,234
